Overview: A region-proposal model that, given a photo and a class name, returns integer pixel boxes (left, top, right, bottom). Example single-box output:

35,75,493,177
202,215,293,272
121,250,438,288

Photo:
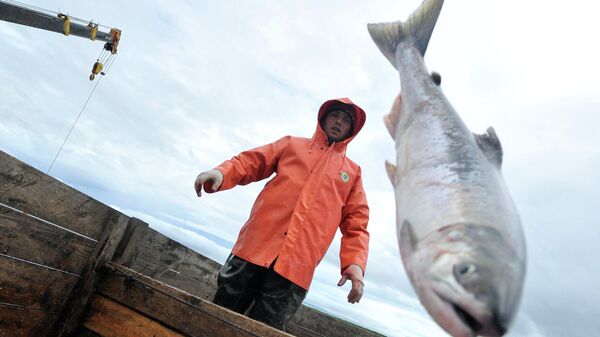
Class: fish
367,1,526,336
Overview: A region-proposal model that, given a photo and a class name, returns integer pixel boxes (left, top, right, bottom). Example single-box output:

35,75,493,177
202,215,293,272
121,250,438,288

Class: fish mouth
429,290,479,337
432,290,505,337
452,303,483,333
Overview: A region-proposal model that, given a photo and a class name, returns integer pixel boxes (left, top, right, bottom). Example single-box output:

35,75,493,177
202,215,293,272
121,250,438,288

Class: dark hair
326,103,355,122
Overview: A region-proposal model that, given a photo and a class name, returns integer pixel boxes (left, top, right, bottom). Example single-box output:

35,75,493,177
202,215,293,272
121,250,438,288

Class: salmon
368,1,526,336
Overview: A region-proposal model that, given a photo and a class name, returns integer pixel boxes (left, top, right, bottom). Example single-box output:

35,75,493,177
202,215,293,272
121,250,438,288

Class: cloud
2,1,600,336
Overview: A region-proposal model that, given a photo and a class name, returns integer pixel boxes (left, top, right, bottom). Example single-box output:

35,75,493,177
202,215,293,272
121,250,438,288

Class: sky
1,1,599,336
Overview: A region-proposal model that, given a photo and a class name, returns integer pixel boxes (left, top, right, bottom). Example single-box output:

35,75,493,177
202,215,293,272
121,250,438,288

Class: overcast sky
1,1,599,336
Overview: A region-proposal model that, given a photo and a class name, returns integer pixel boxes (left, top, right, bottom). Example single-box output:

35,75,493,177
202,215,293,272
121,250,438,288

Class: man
194,98,369,331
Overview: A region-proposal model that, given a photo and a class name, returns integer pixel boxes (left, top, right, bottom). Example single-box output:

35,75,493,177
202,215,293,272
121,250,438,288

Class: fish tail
367,0,444,69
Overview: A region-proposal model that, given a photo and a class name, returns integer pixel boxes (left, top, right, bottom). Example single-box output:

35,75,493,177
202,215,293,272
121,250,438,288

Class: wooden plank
133,224,221,280
111,217,148,266
73,327,103,337
83,296,186,337
0,150,114,240
97,263,293,337
128,255,216,301
0,207,95,274
0,254,79,311
290,306,385,337
0,303,55,337
122,224,218,300
50,211,130,337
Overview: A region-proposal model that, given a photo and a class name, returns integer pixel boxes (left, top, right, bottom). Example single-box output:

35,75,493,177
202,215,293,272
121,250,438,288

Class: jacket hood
317,97,366,143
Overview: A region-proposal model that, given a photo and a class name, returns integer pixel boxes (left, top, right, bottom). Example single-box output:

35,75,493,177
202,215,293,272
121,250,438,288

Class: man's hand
194,170,223,197
337,264,364,304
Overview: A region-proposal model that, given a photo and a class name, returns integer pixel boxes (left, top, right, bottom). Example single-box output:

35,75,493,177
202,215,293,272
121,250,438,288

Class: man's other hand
337,264,364,304
194,170,223,197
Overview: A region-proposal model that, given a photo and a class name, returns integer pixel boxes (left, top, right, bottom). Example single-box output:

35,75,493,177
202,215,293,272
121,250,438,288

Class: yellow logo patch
340,171,350,183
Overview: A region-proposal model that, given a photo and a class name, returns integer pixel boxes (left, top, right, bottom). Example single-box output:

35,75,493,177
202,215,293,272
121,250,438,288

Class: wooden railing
0,149,385,337
0,149,129,337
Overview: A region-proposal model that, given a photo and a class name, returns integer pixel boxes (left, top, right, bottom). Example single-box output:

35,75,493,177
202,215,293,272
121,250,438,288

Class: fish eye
458,263,477,276
431,71,441,85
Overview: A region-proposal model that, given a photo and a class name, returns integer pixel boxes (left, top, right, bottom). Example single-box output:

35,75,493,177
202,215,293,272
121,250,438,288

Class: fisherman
194,98,370,331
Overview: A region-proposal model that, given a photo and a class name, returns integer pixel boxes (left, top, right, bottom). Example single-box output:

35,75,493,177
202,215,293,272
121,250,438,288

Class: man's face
322,109,353,142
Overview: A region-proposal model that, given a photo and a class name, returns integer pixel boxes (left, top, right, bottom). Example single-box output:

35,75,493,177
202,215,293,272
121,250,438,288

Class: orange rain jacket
210,98,369,290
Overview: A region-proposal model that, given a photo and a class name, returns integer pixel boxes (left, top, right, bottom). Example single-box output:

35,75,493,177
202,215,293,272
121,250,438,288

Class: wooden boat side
0,149,385,337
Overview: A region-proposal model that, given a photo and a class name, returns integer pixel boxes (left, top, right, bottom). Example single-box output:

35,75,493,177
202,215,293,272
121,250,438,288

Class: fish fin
405,0,444,56
367,20,405,69
399,220,417,257
367,0,444,68
383,93,402,138
474,126,503,167
385,160,397,186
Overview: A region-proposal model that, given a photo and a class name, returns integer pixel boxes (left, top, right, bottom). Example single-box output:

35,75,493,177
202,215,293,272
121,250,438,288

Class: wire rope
0,0,120,174
47,54,118,174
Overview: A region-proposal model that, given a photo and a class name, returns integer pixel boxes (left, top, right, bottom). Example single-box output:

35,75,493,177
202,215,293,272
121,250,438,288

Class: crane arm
0,0,120,51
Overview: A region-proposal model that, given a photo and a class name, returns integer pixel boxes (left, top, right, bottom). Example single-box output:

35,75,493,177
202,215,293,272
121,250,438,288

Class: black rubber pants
212,254,307,331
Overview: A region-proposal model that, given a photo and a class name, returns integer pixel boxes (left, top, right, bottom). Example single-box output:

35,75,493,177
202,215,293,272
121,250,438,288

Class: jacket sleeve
339,166,370,274
210,136,289,192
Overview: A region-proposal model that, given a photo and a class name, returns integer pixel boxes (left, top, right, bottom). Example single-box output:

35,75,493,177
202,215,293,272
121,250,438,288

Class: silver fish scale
393,43,523,253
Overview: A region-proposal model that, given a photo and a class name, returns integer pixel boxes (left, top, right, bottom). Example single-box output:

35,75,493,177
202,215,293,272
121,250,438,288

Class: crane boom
0,0,120,49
